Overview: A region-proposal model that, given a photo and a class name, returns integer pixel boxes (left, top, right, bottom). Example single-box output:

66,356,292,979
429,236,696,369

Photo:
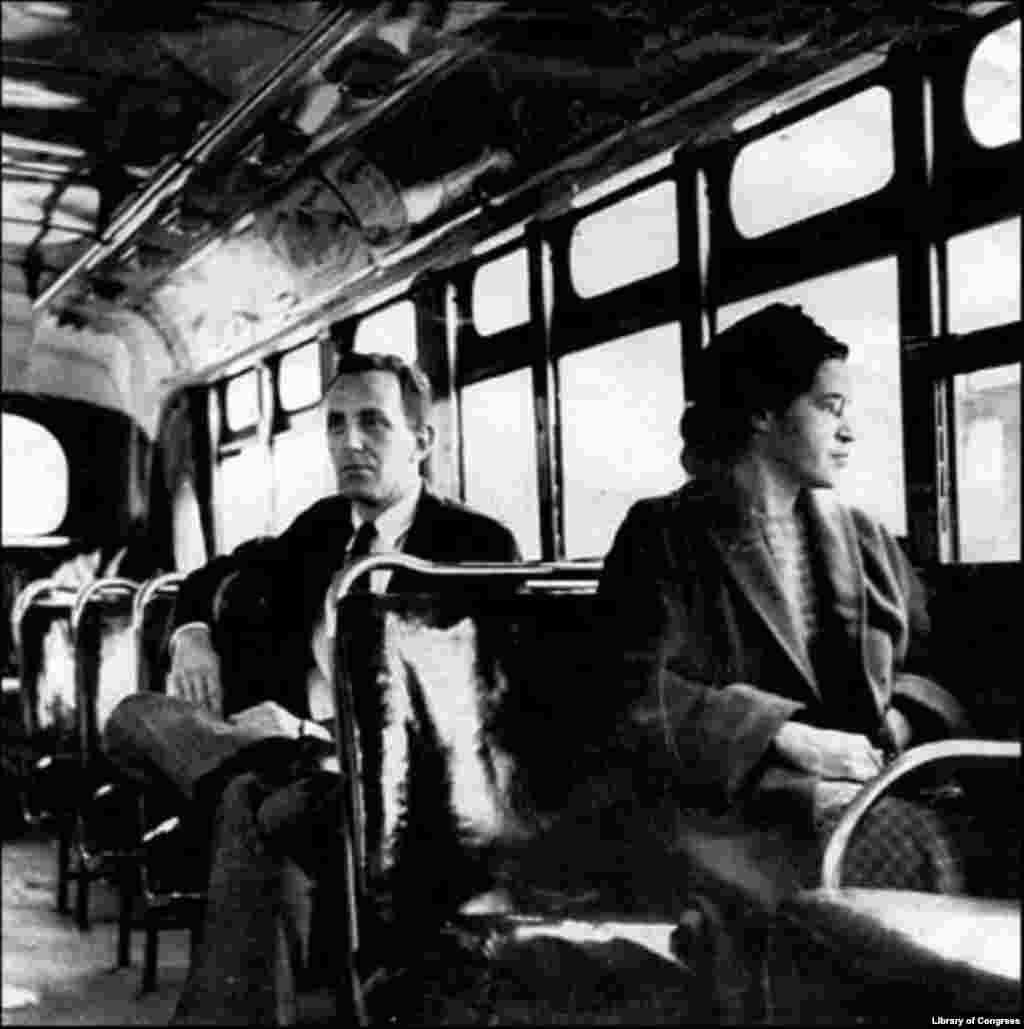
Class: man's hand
168,626,223,716
773,722,884,782
228,700,303,740
228,701,332,745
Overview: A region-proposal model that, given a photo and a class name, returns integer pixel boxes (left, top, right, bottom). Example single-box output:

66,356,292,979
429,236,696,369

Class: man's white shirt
307,482,421,721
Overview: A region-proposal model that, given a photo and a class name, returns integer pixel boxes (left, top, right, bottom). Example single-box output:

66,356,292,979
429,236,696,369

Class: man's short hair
325,351,433,431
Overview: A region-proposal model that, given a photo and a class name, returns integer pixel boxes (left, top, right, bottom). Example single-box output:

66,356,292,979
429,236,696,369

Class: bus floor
1,824,700,1025
1,827,190,1026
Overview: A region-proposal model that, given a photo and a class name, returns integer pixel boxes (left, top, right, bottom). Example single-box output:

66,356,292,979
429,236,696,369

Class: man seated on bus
103,351,520,1025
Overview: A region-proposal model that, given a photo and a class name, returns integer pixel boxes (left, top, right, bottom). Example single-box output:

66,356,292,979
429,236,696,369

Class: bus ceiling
1,1,1013,420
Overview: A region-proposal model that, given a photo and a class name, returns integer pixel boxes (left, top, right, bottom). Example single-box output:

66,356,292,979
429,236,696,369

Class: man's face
760,358,855,490
325,370,433,513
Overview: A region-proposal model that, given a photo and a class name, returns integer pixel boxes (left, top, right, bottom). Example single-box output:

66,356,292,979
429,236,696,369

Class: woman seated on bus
597,302,972,891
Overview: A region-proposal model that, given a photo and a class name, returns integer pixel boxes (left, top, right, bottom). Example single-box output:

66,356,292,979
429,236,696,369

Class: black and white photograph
2,2,1019,1024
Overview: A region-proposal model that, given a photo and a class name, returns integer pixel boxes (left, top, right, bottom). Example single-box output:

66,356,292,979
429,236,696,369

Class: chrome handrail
820,738,1021,889
331,555,603,605
132,573,185,694
12,578,78,652
132,573,186,627
69,578,140,645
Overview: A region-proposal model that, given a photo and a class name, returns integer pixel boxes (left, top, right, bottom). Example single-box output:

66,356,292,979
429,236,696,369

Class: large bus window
460,369,542,558
271,417,335,532
719,258,906,535
1,414,68,537
218,448,271,552
730,87,893,238
353,300,417,363
559,324,684,558
964,19,1020,148
223,369,260,432
278,342,322,411
947,217,1021,335
955,363,1020,563
472,248,529,336
570,181,678,298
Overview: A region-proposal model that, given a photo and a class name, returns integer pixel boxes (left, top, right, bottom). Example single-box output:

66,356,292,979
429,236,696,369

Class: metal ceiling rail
31,4,378,314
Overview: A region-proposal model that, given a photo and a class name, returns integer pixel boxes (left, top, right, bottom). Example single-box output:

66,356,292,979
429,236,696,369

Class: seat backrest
70,578,139,765
133,573,185,695
918,563,1020,739
210,538,289,716
333,560,614,923
12,579,79,744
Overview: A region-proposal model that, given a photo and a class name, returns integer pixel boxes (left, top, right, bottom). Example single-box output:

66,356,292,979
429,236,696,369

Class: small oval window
2,414,69,536
964,19,1020,148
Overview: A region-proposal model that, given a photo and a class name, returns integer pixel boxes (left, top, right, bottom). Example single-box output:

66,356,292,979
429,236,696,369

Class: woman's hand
883,706,913,754
773,721,884,782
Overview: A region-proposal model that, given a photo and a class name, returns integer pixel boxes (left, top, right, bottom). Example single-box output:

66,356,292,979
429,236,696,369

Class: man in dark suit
103,352,520,1024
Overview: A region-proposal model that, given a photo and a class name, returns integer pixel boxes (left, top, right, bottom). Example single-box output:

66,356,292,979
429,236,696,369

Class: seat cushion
781,888,1020,1005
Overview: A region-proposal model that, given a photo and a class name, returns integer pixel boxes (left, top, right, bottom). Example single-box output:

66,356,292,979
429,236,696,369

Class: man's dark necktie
346,520,378,595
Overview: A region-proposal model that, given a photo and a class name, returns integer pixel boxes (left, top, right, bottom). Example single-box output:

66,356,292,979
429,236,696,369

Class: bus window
278,342,322,411
559,324,684,558
719,257,906,535
223,369,260,432
271,417,335,533
472,248,529,336
171,477,208,572
460,369,542,558
570,181,678,298
353,300,417,363
1,414,68,537
964,19,1021,149
955,363,1020,563
947,217,1021,335
218,447,271,552
730,87,893,238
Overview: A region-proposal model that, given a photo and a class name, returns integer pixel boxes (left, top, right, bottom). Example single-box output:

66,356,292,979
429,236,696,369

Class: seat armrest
821,738,1020,888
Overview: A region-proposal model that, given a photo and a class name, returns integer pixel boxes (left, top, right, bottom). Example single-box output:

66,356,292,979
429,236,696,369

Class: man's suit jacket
172,488,520,714
596,480,969,815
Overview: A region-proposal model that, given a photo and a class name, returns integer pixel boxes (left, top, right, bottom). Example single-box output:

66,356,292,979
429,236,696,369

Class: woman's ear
749,410,773,435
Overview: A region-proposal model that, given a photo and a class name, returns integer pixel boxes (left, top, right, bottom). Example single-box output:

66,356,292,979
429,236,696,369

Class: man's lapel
390,488,442,592
699,493,820,697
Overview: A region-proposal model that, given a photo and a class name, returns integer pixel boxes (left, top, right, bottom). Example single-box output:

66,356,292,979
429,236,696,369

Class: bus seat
126,572,211,992
329,557,1020,1023
134,572,185,695
773,740,1020,1018
130,560,310,995
10,579,80,836
920,563,1020,739
330,558,703,1024
65,577,141,940
209,538,283,717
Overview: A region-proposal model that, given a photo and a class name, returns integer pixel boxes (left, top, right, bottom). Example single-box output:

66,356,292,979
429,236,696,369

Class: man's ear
415,423,436,459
